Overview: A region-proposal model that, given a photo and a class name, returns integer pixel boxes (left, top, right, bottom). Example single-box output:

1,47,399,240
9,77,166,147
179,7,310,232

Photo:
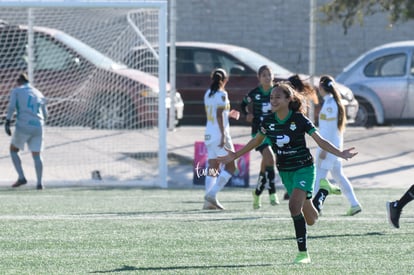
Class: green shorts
278,165,315,199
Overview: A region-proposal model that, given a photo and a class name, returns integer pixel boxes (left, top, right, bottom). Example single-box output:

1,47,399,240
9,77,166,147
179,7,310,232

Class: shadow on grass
84,209,234,216
265,231,386,241
84,206,262,217
81,210,264,223
309,231,385,239
90,263,272,273
182,200,251,204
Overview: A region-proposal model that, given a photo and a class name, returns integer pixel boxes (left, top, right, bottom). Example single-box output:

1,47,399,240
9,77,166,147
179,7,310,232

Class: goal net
0,0,169,187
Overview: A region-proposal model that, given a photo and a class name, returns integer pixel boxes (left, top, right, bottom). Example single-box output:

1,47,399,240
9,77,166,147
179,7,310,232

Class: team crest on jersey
221,96,226,102
327,107,333,113
290,122,297,131
260,126,267,134
246,97,252,103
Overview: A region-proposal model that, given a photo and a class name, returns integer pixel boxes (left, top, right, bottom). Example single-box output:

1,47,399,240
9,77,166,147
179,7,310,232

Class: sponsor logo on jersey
276,134,290,147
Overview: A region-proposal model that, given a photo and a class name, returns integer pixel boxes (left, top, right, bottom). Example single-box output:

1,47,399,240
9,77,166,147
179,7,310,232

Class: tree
320,0,414,34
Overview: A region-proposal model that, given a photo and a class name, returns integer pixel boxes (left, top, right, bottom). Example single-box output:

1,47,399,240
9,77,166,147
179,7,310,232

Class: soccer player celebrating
218,82,357,264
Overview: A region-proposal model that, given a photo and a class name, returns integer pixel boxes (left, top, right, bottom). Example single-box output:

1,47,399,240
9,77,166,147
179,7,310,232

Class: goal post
0,0,169,188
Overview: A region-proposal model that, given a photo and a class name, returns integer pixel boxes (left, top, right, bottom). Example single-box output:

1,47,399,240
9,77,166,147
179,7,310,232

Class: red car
0,21,184,129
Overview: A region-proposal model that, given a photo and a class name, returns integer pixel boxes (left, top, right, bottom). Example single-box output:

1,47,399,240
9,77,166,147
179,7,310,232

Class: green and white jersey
242,85,273,135
259,110,317,171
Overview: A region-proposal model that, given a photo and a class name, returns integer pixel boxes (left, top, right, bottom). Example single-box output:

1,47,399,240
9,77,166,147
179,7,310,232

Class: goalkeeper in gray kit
4,73,48,190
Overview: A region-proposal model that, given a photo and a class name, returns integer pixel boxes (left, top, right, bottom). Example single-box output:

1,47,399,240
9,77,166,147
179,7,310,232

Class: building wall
174,0,414,77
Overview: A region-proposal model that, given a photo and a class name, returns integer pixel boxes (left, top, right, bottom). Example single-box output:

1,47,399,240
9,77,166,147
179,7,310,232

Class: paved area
1,125,413,189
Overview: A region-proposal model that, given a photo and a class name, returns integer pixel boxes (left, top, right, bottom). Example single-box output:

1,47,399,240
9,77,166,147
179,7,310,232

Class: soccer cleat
293,251,311,264
252,190,261,209
319,179,341,195
12,178,27,188
36,184,44,190
283,192,290,200
202,200,217,210
314,193,326,214
346,205,362,216
386,201,401,228
269,193,280,205
204,194,225,210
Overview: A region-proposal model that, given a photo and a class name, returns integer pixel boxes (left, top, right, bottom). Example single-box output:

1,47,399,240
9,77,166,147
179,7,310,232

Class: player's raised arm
310,131,358,160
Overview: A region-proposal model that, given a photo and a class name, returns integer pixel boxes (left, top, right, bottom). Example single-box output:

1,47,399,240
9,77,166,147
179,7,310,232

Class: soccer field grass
0,186,412,274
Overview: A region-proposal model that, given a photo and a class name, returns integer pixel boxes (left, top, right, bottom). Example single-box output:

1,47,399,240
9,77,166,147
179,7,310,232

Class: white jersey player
313,75,362,216
202,68,239,210
204,87,232,158
5,73,48,190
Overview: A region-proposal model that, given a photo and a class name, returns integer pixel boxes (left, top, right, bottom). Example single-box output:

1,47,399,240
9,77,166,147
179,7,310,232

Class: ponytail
209,68,228,97
320,75,346,132
288,74,319,104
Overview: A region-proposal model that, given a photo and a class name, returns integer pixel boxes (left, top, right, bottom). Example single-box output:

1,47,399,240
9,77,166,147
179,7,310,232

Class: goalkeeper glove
5,119,11,136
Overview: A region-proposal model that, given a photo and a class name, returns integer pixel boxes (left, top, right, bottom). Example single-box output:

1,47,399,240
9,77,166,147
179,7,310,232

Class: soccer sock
265,166,276,194
292,213,307,252
339,178,360,207
32,155,43,185
312,189,329,213
10,150,25,180
205,175,216,194
396,184,414,209
208,169,232,196
255,172,266,196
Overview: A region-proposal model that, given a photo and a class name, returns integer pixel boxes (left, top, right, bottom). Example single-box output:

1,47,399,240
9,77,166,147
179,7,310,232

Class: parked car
336,41,414,127
0,20,184,129
124,41,358,125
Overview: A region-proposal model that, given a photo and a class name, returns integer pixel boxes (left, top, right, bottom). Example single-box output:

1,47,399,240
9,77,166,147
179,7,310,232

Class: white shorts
205,136,234,160
11,125,44,152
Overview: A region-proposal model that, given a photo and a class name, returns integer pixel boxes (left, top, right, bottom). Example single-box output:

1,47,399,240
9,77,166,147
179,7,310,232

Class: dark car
336,41,414,127
0,21,184,129
124,41,358,125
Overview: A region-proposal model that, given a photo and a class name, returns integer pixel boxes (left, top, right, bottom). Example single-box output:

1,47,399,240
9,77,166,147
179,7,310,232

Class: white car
336,41,414,127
